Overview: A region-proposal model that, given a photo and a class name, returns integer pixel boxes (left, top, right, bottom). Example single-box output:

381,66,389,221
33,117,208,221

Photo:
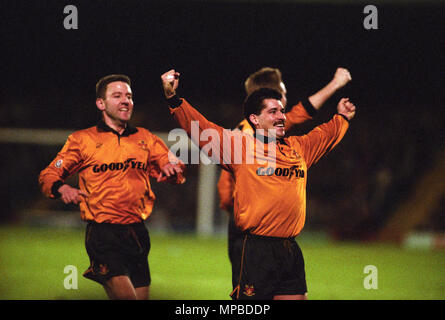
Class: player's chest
238,143,307,183
83,134,151,166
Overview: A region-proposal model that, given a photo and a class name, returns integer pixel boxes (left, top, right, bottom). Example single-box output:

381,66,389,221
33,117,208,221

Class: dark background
1,1,444,238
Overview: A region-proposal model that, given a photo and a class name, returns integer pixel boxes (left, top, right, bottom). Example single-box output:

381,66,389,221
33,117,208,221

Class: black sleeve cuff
51,180,64,199
301,98,317,117
166,95,183,108
337,113,350,122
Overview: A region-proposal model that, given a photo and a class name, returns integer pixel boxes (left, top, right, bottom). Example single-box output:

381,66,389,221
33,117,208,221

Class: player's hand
161,69,180,99
337,98,356,120
58,184,88,205
332,68,352,90
157,161,186,184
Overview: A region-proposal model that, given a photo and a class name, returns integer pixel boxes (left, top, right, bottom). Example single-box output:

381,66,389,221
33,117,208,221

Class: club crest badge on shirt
138,140,149,151
243,285,256,297
98,264,109,275
54,159,63,168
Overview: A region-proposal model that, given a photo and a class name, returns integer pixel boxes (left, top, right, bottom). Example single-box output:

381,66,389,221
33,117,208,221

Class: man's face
250,98,286,139
97,81,134,126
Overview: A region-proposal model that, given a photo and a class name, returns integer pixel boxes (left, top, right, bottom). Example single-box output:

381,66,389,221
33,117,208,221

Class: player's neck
103,117,127,135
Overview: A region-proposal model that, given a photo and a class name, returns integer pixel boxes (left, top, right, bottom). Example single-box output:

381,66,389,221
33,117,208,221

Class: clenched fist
332,68,352,90
161,69,180,99
337,98,356,121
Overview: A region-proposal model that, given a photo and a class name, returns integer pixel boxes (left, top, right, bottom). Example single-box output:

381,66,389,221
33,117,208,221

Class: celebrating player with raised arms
217,67,352,266
161,69,355,300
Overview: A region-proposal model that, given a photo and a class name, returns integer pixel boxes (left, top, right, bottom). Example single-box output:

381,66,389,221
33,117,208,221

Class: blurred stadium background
1,0,444,299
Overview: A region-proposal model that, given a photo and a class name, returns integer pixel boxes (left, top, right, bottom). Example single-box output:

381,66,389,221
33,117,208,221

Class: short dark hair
95,74,131,99
243,88,282,128
244,67,283,96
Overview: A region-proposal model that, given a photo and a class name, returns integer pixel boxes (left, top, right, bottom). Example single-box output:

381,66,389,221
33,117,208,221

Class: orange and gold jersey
217,101,315,211
39,121,179,224
171,98,348,237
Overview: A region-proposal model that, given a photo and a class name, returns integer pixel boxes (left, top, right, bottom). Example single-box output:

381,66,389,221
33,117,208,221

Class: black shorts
83,221,151,288
230,233,307,300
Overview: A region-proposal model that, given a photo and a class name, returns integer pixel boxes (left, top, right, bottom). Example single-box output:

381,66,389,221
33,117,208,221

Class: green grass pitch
0,225,444,300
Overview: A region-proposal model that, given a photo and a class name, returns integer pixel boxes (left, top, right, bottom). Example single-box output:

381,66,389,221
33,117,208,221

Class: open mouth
119,107,130,112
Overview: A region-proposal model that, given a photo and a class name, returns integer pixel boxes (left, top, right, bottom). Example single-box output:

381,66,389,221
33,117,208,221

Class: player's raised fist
161,69,180,99
337,97,356,120
332,67,352,90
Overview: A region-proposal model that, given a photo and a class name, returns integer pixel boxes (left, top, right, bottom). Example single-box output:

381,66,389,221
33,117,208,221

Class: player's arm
38,134,88,204
161,69,236,171
295,98,356,168
146,132,185,184
308,67,352,110
284,68,351,131
284,100,317,131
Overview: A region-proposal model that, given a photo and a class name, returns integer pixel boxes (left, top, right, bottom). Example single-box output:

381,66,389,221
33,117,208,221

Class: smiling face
96,81,133,133
249,98,286,139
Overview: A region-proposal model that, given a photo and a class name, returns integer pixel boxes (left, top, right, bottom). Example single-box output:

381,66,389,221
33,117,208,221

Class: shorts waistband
244,232,295,241
87,220,145,229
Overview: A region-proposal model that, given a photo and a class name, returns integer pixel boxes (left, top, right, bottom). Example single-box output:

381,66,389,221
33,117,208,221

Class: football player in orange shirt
161,69,355,300
39,74,184,299
217,67,352,266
